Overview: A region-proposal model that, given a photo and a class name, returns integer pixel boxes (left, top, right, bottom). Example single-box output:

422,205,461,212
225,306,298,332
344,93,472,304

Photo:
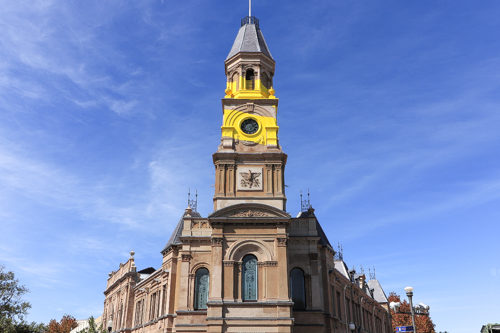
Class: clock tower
213,16,287,211
101,12,394,333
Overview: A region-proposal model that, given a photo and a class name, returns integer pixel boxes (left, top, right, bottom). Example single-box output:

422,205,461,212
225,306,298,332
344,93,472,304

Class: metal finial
369,267,376,280
300,189,312,212
336,242,344,260
187,189,198,212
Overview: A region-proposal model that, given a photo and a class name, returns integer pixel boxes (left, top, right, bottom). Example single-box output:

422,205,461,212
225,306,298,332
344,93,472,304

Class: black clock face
241,118,259,134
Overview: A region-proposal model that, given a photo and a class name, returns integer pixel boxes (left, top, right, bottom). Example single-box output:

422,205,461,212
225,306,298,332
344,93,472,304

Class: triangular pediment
209,203,289,218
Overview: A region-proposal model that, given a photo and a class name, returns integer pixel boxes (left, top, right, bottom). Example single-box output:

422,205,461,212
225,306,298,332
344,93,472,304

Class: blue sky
0,1,499,332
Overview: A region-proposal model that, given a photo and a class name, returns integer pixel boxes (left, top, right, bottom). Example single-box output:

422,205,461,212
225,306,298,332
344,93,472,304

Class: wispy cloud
0,126,204,234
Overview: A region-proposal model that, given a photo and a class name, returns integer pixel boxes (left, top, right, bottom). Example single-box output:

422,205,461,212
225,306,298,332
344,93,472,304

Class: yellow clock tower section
213,16,287,211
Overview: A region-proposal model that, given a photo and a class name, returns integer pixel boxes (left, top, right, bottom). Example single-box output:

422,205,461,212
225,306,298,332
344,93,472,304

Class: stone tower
213,16,286,211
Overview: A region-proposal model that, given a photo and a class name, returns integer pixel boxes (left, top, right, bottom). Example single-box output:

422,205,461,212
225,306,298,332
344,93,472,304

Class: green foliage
80,317,106,333
0,265,47,333
0,266,31,324
0,319,47,333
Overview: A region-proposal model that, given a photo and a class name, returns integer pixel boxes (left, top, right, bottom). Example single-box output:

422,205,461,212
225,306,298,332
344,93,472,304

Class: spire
226,16,273,61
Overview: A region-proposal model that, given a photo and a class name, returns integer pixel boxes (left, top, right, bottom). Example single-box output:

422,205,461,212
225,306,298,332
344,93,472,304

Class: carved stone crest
237,166,263,191
229,209,274,217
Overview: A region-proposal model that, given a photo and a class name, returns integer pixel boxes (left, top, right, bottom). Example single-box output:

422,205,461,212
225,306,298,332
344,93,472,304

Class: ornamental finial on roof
187,189,198,212
300,189,312,212
335,242,344,260
369,266,376,280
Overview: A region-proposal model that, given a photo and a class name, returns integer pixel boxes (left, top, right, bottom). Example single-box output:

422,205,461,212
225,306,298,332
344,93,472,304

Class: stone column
309,252,323,309
175,253,191,311
275,165,283,195
207,237,224,333
217,164,225,195
276,237,288,300
258,262,265,300
235,262,242,302
188,273,195,310
223,261,235,301
227,165,235,196
210,237,224,301
265,164,274,195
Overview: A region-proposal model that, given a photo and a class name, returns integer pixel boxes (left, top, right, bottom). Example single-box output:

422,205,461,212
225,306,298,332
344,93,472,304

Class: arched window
242,255,258,301
194,268,209,310
290,268,306,310
245,69,255,90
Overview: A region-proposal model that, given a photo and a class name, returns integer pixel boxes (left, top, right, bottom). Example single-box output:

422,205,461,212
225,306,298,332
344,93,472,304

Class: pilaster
175,253,191,311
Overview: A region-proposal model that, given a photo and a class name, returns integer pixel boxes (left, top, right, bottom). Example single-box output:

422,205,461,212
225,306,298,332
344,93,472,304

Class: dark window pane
242,255,258,301
194,268,209,310
290,268,306,310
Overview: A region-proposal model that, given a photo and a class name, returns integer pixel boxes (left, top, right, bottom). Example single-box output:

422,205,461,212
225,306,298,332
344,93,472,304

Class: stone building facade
102,15,392,333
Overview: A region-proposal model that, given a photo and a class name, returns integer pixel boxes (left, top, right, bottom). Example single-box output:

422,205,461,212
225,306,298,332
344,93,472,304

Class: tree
0,265,31,321
81,316,106,333
10,321,47,333
388,292,436,333
46,315,78,333
0,265,47,332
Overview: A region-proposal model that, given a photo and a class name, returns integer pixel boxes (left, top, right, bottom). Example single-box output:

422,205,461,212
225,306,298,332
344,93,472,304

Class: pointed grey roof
161,209,202,253
226,17,273,60
334,259,350,280
295,209,332,247
367,279,389,304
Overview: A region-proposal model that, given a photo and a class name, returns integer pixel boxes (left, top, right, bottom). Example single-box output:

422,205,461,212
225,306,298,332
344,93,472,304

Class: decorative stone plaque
237,166,263,191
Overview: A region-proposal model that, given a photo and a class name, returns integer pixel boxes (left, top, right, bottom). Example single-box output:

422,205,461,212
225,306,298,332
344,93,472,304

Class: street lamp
107,319,113,333
348,322,355,332
404,286,416,333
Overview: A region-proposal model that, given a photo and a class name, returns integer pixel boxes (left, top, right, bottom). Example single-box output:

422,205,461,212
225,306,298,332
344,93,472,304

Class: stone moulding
226,239,273,262
229,209,273,217
209,203,290,219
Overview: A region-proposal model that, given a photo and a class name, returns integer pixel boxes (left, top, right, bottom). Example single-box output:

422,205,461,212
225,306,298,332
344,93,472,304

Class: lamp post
404,286,416,333
107,319,113,333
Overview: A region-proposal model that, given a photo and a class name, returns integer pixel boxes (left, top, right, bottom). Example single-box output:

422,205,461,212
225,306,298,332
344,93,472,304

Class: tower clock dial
241,118,259,134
